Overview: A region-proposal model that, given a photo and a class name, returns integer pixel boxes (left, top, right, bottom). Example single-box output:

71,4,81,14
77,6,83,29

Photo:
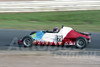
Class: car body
18,26,91,49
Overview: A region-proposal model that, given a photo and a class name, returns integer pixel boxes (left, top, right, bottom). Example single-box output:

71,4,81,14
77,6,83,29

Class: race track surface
0,29,100,50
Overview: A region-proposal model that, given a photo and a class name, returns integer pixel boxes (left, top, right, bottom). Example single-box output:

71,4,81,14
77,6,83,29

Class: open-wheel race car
18,26,91,49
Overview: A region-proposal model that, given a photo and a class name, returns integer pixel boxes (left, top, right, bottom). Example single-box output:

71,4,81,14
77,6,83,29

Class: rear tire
22,36,34,47
75,37,88,49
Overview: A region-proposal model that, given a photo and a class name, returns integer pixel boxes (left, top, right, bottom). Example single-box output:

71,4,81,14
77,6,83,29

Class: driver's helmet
53,27,60,33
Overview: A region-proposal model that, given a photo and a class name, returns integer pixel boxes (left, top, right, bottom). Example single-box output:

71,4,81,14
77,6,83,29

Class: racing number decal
57,35,63,42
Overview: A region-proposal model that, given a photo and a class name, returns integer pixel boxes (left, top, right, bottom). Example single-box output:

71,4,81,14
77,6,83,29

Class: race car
18,26,91,49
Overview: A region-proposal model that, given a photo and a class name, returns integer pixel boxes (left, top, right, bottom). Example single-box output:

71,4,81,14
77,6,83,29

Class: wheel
75,37,88,49
30,32,36,35
22,36,34,47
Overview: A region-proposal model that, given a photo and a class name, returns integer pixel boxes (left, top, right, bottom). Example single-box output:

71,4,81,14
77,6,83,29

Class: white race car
18,26,91,49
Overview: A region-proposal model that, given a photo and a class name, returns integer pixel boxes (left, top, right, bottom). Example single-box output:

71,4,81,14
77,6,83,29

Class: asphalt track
0,29,100,50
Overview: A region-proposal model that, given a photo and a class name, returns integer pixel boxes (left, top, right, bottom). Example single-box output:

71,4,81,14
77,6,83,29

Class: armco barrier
0,0,100,12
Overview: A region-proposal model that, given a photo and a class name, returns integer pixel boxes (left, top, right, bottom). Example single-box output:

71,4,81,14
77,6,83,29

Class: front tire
22,36,34,47
75,37,88,49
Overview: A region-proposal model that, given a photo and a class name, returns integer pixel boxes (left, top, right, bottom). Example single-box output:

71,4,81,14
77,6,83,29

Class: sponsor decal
64,41,75,45
32,33,36,38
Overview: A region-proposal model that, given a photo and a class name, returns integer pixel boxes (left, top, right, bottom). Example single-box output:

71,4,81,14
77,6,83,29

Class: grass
0,10,100,32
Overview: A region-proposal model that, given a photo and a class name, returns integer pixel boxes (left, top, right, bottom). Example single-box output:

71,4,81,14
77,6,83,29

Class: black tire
22,36,34,47
75,37,88,49
30,32,36,35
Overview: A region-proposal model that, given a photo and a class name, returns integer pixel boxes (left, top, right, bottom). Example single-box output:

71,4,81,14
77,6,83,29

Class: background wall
0,0,100,12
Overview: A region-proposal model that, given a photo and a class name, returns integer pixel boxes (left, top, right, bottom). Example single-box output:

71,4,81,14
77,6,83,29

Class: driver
53,27,60,33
